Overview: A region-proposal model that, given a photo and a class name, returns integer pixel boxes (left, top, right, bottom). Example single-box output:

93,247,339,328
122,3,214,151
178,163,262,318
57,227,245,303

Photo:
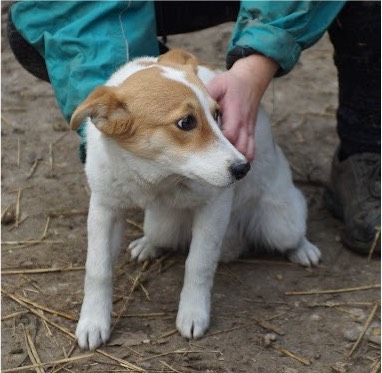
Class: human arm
208,1,346,160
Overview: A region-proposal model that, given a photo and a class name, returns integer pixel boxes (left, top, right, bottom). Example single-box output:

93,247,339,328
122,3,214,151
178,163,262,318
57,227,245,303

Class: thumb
206,73,227,101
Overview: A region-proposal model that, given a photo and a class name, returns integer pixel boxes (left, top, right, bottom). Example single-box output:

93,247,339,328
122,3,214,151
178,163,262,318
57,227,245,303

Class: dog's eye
177,115,197,131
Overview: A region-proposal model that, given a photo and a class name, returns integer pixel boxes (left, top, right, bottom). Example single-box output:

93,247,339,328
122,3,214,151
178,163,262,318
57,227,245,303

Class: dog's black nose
229,161,251,180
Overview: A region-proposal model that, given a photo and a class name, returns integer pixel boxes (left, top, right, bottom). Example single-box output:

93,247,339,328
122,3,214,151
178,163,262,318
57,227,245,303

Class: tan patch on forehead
113,66,216,158
158,49,212,101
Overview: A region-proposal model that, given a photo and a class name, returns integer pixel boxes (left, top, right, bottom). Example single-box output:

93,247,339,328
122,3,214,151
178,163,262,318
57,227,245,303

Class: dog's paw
76,315,111,350
128,236,162,262
176,298,210,339
288,238,321,267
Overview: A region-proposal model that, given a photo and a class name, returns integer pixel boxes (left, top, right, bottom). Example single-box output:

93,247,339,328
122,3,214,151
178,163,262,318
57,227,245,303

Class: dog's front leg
176,188,233,339
76,195,123,350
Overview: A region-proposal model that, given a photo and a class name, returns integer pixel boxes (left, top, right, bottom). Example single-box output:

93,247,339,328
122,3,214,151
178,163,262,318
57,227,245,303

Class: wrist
230,54,278,94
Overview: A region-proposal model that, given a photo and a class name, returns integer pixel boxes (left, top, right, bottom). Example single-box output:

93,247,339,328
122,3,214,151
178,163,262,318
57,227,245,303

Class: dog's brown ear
70,86,132,137
158,49,199,71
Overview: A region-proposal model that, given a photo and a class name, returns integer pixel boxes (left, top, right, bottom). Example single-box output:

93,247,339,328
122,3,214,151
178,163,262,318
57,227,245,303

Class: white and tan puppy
70,49,321,350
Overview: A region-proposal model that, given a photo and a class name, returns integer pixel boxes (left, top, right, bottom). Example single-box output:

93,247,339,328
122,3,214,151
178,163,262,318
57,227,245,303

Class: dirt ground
1,9,380,373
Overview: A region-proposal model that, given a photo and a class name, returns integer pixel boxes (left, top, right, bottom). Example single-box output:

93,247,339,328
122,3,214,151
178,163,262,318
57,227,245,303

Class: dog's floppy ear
70,86,132,137
158,49,199,71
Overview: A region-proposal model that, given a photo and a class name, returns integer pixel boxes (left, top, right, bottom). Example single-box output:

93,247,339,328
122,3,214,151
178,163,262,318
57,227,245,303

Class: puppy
70,49,321,350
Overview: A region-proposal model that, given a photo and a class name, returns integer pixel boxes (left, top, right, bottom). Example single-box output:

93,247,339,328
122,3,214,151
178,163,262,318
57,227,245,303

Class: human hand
207,54,278,161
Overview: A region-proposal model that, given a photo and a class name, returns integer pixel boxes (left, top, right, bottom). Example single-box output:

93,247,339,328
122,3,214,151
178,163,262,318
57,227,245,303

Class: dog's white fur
74,53,321,350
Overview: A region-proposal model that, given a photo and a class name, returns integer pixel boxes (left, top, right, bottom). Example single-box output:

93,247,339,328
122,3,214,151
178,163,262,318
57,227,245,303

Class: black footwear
324,151,381,254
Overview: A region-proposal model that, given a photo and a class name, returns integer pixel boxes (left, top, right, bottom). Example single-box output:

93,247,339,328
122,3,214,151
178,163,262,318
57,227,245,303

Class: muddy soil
2,8,380,373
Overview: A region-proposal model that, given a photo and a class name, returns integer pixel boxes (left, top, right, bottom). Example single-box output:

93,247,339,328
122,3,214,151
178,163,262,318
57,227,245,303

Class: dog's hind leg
288,237,321,266
129,235,164,262
220,216,248,263
129,204,191,262
247,186,321,266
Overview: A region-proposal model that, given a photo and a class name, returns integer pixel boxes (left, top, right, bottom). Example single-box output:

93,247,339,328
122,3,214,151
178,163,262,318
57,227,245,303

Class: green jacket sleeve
228,1,346,76
11,1,159,123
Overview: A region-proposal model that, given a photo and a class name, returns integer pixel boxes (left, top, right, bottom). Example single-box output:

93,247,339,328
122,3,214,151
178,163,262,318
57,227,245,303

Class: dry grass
2,266,85,275
3,291,77,321
23,326,44,373
26,158,42,180
285,284,380,296
368,226,381,260
273,345,311,366
3,290,146,372
348,303,379,357
2,353,95,373
1,129,379,371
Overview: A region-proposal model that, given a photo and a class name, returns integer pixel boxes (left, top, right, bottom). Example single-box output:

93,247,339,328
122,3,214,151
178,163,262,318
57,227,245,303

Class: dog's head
70,49,249,187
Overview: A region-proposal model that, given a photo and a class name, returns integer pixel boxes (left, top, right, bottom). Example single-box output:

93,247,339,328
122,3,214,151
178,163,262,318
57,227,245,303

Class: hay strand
159,360,183,373
368,226,381,260
370,360,381,373
126,219,143,231
3,290,75,339
49,143,54,172
113,312,169,319
2,353,94,372
3,290,145,372
41,216,51,240
5,292,76,321
26,158,41,179
15,187,22,227
112,261,149,333
285,284,380,296
1,310,29,321
2,266,84,275
17,138,20,168
23,327,44,373
2,239,64,246
95,349,145,372
255,318,285,336
273,345,311,366
348,303,379,357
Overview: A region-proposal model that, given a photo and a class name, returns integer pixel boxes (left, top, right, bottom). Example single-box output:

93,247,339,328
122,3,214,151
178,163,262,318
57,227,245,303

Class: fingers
206,74,227,102
245,120,255,161
221,102,255,159
207,75,240,143
235,125,249,156
234,125,255,161
206,70,256,160
220,95,256,159
246,136,255,161
222,108,241,144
